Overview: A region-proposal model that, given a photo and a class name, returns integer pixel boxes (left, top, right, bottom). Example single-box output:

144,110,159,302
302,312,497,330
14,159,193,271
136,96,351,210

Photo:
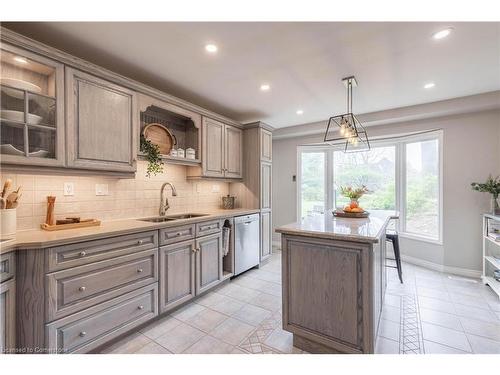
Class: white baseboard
401,254,482,279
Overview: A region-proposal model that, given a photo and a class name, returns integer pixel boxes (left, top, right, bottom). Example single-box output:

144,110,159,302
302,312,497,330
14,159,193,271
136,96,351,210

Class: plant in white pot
471,175,500,215
0,179,22,238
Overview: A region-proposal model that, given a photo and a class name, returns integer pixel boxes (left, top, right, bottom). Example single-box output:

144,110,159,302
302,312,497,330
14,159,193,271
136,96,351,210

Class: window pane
334,146,396,211
405,139,439,239
301,152,325,217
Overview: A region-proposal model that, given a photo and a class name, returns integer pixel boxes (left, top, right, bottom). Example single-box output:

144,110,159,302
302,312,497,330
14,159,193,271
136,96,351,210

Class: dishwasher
234,214,260,275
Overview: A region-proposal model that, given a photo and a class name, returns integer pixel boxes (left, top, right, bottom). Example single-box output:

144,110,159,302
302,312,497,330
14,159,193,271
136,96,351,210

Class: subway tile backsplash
1,161,229,231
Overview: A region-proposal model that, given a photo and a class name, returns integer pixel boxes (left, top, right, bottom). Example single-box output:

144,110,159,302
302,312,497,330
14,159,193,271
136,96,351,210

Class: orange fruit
344,206,352,212
350,201,359,209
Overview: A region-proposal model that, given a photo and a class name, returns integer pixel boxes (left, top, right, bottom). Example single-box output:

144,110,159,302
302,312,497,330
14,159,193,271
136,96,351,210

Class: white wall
272,109,500,274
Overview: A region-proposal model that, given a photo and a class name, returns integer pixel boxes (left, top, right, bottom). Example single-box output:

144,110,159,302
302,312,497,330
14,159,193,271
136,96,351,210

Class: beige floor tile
222,284,262,303
230,347,249,354
185,308,228,332
232,275,269,290
183,335,234,354
154,322,205,353
210,317,256,345
171,303,206,322
450,293,491,310
381,305,401,323
246,269,281,284
423,340,468,354
263,327,293,353
466,334,500,354
418,296,456,314
195,292,227,308
249,292,282,312
134,341,173,354
232,303,272,326
459,317,500,341
454,304,499,323
383,294,401,308
140,316,182,339
419,308,463,331
378,319,400,342
375,337,399,354
101,332,151,354
417,287,451,301
421,322,471,352
210,296,245,315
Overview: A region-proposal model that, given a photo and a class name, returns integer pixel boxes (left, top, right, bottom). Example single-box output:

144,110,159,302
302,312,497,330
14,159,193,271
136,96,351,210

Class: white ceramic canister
177,148,185,158
186,148,196,160
0,208,16,239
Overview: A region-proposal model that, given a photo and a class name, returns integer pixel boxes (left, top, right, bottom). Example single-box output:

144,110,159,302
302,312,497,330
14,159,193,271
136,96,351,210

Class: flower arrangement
339,185,370,200
471,175,500,214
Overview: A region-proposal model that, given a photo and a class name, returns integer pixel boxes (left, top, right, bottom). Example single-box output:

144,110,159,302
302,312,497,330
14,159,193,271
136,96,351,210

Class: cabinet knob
196,247,200,253
79,331,86,337
137,268,143,273
79,251,86,257
138,305,144,310
79,286,86,292
138,240,144,245
176,232,182,236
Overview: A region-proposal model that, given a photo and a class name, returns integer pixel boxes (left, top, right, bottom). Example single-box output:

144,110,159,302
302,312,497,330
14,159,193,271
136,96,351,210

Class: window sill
398,232,443,246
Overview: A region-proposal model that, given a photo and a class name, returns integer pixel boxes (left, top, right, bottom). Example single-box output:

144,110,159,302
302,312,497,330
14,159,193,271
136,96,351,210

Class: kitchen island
275,210,398,354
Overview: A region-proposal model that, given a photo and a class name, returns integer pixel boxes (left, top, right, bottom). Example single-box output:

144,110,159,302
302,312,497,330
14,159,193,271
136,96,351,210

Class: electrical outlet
95,184,109,196
63,182,75,196
212,184,220,193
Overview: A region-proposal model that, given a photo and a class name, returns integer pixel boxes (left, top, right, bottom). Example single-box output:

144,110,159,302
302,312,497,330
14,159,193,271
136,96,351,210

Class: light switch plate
64,182,75,196
95,184,109,196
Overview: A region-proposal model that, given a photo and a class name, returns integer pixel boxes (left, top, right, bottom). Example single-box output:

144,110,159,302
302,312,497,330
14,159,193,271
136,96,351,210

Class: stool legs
392,237,403,283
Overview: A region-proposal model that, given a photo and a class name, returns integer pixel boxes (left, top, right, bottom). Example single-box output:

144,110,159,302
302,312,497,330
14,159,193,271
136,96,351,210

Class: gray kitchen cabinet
0,278,16,354
65,67,138,173
260,128,272,162
195,232,223,294
159,240,196,313
260,162,272,210
189,117,242,179
260,210,272,261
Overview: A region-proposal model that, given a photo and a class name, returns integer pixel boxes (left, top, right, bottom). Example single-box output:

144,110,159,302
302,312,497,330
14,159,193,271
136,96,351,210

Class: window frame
296,130,443,244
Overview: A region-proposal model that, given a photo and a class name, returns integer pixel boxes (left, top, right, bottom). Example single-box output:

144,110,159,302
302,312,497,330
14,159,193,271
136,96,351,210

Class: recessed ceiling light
432,28,453,40
13,56,28,64
205,44,218,53
424,82,435,89
296,109,304,115
260,84,270,91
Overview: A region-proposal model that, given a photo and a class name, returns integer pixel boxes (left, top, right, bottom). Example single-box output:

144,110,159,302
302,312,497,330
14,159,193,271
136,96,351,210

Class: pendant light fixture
323,75,370,152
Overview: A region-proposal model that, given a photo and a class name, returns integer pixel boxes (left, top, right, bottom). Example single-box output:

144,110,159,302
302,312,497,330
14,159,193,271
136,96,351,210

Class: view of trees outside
334,146,396,210
300,152,325,217
405,139,439,239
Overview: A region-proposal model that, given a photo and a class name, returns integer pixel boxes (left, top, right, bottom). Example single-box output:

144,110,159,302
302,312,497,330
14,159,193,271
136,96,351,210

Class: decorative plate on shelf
142,123,177,155
0,110,43,124
0,144,24,156
1,78,42,99
333,209,370,218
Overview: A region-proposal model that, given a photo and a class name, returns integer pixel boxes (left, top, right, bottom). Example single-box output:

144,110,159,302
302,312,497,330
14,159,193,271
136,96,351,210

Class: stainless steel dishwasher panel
234,214,260,275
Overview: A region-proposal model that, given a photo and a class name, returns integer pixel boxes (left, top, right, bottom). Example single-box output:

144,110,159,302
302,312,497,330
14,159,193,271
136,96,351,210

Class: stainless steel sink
139,213,208,222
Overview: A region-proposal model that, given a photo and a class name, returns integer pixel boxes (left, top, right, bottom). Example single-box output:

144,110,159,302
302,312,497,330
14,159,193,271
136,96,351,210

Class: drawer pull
79,286,86,292
79,251,86,257
79,331,86,337
138,240,144,245
176,232,182,236
138,305,144,310
137,268,143,273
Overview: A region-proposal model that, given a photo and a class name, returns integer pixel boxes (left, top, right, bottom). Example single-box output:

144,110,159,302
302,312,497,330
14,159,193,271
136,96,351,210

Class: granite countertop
275,210,399,244
0,208,260,254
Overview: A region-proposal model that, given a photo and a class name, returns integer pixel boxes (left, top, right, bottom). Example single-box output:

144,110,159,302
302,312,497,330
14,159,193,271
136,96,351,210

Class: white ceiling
5,22,500,128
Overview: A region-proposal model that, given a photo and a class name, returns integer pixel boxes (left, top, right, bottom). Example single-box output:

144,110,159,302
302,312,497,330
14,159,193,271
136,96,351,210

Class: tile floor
100,250,500,354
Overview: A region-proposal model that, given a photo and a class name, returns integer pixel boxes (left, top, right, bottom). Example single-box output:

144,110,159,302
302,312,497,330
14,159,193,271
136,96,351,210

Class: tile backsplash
0,161,229,231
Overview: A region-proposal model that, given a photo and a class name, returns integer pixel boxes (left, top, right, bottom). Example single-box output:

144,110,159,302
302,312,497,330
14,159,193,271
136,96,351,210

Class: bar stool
386,230,403,283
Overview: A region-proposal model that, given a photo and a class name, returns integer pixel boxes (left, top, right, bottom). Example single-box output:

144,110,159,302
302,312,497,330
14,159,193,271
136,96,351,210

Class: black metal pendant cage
323,112,371,152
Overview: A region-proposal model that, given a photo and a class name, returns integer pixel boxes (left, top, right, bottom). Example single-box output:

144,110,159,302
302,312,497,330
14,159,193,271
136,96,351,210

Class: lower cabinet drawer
195,220,222,237
46,284,158,354
0,252,15,283
46,249,158,321
159,224,195,246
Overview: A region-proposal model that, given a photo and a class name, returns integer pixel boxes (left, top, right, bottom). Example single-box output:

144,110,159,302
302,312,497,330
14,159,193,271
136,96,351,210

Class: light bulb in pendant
353,138,359,146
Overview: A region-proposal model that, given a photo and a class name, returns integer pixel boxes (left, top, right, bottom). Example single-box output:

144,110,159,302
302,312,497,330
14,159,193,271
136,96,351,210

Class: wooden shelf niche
138,94,202,166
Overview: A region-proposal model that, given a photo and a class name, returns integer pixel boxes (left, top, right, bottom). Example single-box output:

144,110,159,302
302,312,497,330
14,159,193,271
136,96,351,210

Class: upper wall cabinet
261,129,272,162
188,117,242,179
0,43,65,167
66,68,138,173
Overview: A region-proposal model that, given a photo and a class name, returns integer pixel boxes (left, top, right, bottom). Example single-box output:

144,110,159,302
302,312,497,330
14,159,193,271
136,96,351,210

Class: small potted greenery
471,175,500,215
140,135,164,177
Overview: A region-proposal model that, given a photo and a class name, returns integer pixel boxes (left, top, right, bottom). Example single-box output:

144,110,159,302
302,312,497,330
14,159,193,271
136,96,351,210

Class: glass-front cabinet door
0,43,64,166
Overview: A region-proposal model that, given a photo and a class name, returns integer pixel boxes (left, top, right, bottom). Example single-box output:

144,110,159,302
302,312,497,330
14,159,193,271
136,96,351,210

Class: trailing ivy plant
140,135,164,177
471,175,500,199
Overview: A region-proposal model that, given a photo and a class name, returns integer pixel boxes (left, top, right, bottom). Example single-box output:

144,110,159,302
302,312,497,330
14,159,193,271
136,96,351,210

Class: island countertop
275,210,399,243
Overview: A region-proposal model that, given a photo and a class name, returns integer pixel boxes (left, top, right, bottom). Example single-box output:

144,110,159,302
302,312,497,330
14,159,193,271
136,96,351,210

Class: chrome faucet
159,182,177,216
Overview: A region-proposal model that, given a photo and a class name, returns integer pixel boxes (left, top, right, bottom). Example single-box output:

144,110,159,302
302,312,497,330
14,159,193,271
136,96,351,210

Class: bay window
297,130,442,243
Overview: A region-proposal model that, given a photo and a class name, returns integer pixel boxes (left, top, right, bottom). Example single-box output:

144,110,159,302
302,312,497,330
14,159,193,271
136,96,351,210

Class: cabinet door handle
79,251,86,257
137,268,143,273
138,305,144,310
79,331,86,337
79,286,86,292
196,247,200,253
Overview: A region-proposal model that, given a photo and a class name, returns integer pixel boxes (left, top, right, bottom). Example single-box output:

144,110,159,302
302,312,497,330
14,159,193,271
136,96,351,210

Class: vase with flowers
339,185,370,213
471,175,500,215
